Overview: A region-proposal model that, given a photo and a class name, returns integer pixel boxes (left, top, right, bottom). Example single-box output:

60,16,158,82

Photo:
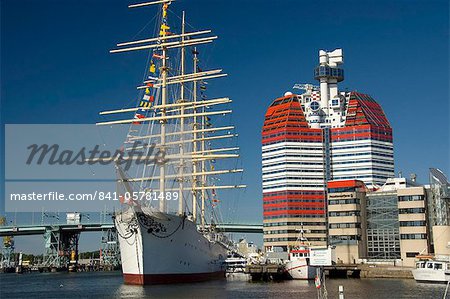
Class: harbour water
0,271,448,299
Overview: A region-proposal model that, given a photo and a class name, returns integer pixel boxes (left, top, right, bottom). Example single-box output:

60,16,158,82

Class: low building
328,177,434,267
327,180,367,264
237,239,259,257
397,186,430,267
366,178,431,266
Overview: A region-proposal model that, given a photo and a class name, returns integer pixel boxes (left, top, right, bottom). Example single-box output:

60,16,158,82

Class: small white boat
225,254,247,273
412,258,450,283
285,228,316,280
224,254,250,280
285,247,316,280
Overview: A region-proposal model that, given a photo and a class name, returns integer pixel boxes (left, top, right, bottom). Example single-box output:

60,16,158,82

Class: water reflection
0,271,448,299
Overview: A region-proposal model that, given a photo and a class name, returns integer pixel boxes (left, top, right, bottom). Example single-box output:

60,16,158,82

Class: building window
399,221,426,227
329,198,360,205
398,208,425,214
398,195,424,202
329,223,361,229
400,234,427,240
328,187,356,193
329,211,361,217
406,252,419,258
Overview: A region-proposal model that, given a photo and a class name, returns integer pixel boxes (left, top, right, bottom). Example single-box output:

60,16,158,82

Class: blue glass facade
314,65,344,82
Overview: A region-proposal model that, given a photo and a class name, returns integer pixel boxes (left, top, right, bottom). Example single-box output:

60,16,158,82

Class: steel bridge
0,222,263,237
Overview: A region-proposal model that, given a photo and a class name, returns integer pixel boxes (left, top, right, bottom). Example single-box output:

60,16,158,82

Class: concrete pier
245,263,414,281
245,264,289,281
359,265,413,279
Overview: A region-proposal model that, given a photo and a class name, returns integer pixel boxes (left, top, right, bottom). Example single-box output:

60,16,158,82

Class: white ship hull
115,207,227,285
285,259,316,280
412,268,450,283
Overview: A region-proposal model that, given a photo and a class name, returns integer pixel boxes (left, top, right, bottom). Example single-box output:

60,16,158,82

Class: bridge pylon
0,216,15,270
100,227,120,270
43,227,80,270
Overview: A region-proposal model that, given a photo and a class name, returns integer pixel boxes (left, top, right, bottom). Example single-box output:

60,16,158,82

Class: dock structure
245,264,289,281
245,263,361,281
323,265,361,278
323,264,414,280
245,263,416,281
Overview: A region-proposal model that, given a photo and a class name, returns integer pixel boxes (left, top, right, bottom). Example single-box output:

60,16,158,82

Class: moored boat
285,228,316,280
412,256,450,283
115,207,228,284
99,0,245,285
285,247,316,280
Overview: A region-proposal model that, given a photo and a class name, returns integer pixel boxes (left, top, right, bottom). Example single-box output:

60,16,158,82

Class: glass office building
366,191,401,259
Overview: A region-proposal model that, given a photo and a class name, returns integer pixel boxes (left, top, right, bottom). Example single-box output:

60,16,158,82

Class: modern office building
262,49,394,251
327,180,368,264
365,177,431,267
365,180,402,260
326,177,431,267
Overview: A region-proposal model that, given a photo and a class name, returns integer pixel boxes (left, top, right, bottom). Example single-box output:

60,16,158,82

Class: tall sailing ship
96,0,245,285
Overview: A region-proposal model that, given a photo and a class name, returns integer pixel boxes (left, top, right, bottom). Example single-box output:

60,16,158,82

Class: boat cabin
415,260,450,272
289,248,310,260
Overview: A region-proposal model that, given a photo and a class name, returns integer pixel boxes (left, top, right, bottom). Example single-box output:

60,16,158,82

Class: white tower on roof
314,49,344,122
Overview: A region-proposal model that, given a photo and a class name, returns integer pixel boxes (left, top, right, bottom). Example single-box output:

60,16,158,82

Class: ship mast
159,3,168,213
201,91,206,229
192,47,199,222
178,11,186,215
97,0,247,222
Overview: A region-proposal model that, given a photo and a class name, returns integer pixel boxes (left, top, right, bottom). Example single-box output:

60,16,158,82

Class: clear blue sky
1,0,449,252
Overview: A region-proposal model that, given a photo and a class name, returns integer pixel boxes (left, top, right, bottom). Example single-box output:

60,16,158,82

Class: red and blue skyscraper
262,49,394,251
